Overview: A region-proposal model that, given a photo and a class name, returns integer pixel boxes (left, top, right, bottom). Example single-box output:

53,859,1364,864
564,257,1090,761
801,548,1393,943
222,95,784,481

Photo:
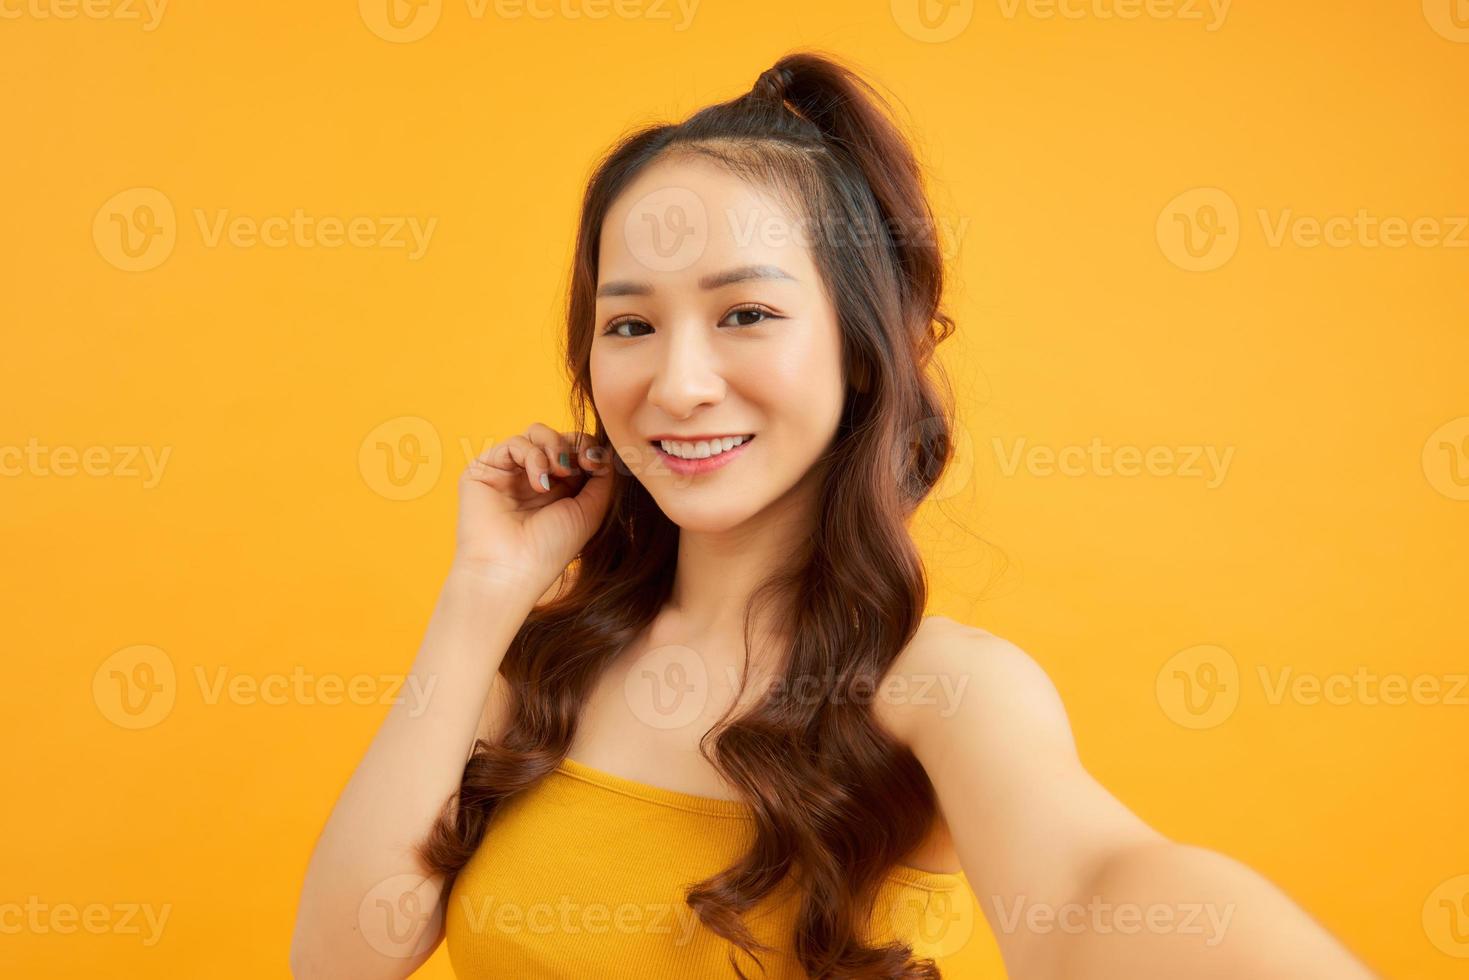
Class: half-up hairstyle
419,50,960,979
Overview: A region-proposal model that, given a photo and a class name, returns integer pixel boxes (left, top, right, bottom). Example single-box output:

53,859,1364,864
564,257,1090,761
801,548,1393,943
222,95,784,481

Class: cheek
760,317,843,389
589,349,632,418
743,329,845,437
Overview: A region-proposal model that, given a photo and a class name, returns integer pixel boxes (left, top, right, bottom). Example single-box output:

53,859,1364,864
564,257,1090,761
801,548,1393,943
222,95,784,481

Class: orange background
2,1,1466,977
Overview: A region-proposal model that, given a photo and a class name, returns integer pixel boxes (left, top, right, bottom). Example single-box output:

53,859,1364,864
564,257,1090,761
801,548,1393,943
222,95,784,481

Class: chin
654,496,761,534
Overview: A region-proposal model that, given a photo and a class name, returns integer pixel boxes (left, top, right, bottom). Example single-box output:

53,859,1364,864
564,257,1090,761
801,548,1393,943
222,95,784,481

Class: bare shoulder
907,615,1063,698
875,615,1076,762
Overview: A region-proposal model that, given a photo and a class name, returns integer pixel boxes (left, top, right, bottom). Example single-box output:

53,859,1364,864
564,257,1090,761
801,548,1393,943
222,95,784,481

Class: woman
291,51,1374,979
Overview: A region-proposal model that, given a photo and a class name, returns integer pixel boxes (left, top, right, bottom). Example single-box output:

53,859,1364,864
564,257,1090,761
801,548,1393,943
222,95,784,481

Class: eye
602,305,783,338
720,304,782,328
603,317,652,338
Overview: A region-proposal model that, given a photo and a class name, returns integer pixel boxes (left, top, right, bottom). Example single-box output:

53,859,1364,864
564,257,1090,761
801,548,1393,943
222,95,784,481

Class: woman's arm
289,425,612,979
877,618,1379,980
288,562,537,980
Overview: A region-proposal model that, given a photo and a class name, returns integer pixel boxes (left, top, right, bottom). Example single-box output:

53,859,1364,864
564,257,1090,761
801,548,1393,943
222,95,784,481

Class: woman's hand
451,422,615,596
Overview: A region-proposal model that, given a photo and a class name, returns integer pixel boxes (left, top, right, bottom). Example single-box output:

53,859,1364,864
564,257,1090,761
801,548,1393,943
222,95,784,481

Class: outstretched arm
876,618,1378,980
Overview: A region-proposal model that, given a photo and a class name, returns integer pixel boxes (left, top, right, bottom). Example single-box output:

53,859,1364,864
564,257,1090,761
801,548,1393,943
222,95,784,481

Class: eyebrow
595,264,798,299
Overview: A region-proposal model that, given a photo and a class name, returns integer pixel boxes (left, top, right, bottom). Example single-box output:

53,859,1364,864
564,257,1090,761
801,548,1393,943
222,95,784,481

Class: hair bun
753,65,793,102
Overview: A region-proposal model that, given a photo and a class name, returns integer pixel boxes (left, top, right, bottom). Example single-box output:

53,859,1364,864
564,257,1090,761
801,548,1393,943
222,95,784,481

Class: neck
664,474,820,644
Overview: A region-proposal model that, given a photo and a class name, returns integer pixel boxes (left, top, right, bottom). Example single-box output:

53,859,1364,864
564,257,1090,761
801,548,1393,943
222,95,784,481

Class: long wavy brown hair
418,50,961,979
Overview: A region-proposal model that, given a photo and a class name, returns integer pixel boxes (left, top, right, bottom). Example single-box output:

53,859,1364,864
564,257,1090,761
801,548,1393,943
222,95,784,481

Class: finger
475,437,525,474
552,430,608,473
526,422,578,478
567,446,616,526
461,441,522,501
464,439,519,490
508,436,554,494
462,454,502,489
560,431,610,473
577,440,612,474
482,435,551,494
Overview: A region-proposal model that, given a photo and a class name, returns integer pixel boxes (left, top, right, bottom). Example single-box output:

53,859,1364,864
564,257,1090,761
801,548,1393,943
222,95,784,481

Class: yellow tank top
445,756,1000,978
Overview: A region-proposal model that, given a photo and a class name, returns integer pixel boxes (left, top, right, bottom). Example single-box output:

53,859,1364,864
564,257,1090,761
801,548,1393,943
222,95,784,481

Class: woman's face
590,154,847,533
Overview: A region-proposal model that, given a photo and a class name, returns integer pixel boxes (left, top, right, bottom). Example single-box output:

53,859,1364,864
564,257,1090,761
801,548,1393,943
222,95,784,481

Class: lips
650,434,754,460
649,434,755,476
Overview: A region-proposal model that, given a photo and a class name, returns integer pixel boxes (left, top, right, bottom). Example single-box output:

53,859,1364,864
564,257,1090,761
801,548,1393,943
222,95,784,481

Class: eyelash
602,304,782,338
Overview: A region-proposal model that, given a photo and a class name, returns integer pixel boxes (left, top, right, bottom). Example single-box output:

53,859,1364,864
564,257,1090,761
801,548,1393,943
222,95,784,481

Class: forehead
598,153,820,288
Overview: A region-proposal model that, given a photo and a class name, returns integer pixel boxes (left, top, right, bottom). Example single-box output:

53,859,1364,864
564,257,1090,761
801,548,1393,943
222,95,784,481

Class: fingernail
558,452,569,468
587,446,605,463
539,473,550,490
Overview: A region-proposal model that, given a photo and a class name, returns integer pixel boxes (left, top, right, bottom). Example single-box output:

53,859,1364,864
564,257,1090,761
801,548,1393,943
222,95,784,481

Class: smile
649,434,755,475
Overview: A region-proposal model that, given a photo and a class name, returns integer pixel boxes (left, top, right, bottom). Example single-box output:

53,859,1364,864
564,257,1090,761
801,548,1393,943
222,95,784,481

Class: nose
646,321,727,419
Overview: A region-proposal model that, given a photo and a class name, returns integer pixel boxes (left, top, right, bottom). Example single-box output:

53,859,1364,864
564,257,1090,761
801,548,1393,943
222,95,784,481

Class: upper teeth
659,435,751,459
